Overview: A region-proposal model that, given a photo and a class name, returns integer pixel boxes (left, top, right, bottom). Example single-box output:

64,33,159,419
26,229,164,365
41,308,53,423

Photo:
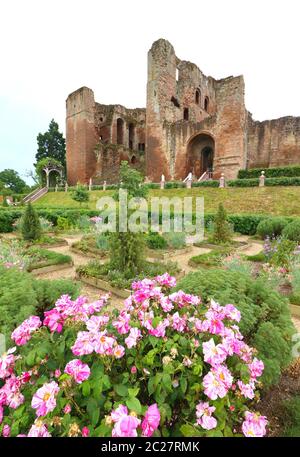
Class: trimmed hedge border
0,208,298,236
238,165,300,179
45,175,300,192
228,177,300,187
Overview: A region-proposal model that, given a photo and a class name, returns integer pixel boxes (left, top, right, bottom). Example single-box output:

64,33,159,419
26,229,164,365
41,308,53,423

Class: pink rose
142,404,160,437
64,359,90,384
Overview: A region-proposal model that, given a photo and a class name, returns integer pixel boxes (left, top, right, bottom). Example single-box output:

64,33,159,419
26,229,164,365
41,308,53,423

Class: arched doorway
186,133,215,178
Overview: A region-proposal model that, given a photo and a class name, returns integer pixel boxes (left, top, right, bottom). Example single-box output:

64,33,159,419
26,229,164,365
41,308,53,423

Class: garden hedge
228,177,300,187
46,175,300,192
1,208,297,236
238,165,300,179
0,266,80,340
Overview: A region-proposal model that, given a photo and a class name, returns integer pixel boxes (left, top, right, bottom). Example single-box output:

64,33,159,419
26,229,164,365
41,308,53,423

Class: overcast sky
1,0,300,183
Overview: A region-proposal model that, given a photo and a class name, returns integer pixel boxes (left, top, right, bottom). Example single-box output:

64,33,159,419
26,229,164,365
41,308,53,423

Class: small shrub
268,238,297,268
76,215,92,232
210,203,232,244
57,216,71,231
282,396,300,437
39,217,53,232
95,233,110,251
256,217,288,239
146,232,168,250
21,203,41,241
71,184,89,206
288,292,300,305
246,252,266,262
163,231,186,249
282,219,300,242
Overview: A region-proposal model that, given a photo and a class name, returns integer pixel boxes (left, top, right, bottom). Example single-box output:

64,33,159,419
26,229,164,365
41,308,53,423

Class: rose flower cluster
0,273,267,437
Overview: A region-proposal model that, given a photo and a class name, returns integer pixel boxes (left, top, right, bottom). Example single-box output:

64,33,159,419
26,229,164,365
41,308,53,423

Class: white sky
0,0,300,182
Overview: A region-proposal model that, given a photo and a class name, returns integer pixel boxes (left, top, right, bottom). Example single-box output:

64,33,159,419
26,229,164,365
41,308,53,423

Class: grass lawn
34,187,300,216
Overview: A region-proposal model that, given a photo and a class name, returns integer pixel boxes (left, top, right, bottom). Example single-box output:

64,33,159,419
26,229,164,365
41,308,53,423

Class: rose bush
0,274,267,437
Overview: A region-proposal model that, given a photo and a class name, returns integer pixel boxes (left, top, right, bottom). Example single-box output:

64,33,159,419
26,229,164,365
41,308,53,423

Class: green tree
114,161,147,200
21,203,41,241
0,169,27,193
109,162,147,277
211,203,232,244
71,184,89,206
35,119,66,170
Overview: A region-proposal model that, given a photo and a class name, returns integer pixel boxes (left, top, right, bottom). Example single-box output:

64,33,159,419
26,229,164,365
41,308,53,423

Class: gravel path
292,317,300,332
238,242,263,256
174,246,211,274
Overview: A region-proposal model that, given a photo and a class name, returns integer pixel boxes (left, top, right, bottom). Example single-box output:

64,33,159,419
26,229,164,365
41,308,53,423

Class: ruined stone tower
66,38,300,185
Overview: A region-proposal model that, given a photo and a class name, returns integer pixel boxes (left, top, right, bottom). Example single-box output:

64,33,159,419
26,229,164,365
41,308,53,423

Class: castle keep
66,39,300,185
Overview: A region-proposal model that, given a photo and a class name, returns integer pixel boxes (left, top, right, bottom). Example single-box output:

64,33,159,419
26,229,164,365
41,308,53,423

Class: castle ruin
66,38,300,185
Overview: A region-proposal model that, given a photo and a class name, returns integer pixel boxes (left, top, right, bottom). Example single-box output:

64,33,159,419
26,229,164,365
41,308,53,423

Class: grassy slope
34,187,300,216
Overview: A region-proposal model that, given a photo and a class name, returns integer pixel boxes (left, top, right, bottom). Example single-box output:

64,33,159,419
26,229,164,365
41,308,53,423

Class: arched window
171,96,180,108
204,96,209,111
184,108,189,121
131,155,137,164
116,118,124,144
128,123,135,150
195,89,201,105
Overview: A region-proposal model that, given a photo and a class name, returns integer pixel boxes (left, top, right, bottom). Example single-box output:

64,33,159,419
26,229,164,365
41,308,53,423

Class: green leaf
13,405,25,419
180,424,200,437
128,387,140,398
149,336,159,347
102,374,111,390
152,317,162,329
162,373,172,392
126,397,142,414
94,422,112,437
87,398,100,426
192,364,202,376
26,350,36,367
180,376,188,394
207,429,224,437
82,381,91,397
224,426,234,437
91,379,103,399
148,377,155,395
91,407,100,426
114,384,128,397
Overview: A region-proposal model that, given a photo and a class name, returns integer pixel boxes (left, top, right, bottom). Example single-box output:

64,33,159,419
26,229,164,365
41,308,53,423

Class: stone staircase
22,187,48,204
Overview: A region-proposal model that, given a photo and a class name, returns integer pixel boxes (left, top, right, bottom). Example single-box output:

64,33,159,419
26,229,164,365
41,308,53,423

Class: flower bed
26,247,73,273
76,260,181,291
71,234,108,259
76,273,131,299
189,247,233,269
146,246,192,262
0,274,268,437
27,235,68,249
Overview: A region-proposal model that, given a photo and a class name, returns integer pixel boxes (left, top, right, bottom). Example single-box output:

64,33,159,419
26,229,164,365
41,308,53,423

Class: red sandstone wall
66,87,98,185
160,76,247,181
247,115,300,168
145,39,246,181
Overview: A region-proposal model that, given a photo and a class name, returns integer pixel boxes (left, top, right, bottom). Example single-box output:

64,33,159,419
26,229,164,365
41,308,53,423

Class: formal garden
1,162,300,438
